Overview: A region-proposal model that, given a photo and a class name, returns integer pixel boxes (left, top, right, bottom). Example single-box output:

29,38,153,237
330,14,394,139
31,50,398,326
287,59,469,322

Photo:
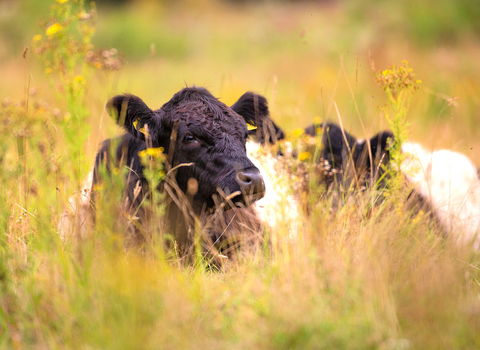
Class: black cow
240,103,480,250
304,122,393,188
92,87,267,251
240,104,393,189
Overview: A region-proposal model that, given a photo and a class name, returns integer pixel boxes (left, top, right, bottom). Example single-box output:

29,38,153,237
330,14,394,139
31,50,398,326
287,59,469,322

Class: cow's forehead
161,89,247,138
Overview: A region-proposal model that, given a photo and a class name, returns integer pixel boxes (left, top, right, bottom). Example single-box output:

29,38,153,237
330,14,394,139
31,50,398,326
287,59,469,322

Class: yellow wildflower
416,80,422,84
45,68,52,74
146,147,164,158
138,149,148,158
412,210,424,224
315,127,323,135
33,35,42,42
298,151,311,162
292,128,304,138
56,0,68,3
74,75,84,83
46,23,62,36
139,147,164,158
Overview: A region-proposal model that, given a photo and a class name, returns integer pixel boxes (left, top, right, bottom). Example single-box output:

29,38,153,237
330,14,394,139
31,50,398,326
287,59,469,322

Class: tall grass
0,1,479,349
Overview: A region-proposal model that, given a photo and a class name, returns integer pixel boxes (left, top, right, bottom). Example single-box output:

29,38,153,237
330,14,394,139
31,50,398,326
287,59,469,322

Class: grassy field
1,0,480,348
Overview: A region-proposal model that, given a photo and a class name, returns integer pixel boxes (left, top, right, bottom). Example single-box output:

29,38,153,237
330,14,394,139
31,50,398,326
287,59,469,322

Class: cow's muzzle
235,170,266,202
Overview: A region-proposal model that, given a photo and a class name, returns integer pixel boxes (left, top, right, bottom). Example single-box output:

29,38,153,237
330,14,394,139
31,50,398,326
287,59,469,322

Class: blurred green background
1,0,480,160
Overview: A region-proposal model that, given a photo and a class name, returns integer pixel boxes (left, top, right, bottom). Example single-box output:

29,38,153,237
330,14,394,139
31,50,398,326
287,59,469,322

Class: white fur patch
247,140,300,238
401,142,480,249
58,169,93,240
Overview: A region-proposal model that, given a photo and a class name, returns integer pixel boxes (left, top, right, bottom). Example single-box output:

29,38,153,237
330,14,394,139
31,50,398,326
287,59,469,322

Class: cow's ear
230,92,269,128
369,130,393,159
106,94,158,141
356,130,393,169
231,92,285,143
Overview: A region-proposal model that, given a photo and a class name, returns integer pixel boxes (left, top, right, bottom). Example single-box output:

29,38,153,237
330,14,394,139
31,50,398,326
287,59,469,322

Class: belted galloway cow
244,108,480,250
63,87,268,254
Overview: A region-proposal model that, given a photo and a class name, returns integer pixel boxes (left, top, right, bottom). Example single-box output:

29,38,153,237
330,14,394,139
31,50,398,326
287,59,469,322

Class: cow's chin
191,187,265,214
223,190,265,211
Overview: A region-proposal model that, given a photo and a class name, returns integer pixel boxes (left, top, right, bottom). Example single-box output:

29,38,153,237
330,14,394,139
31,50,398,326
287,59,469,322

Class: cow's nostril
237,172,253,184
235,170,266,199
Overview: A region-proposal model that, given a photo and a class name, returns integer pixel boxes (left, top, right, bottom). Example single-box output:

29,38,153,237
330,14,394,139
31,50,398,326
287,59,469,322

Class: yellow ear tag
247,123,257,131
133,118,146,134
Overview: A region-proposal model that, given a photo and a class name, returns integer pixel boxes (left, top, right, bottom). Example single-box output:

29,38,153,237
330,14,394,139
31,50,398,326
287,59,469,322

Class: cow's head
106,87,266,213
307,122,394,187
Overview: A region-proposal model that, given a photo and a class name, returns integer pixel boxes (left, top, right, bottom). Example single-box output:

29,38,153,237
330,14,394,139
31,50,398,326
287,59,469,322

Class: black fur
93,87,267,248
306,122,358,167
231,92,285,144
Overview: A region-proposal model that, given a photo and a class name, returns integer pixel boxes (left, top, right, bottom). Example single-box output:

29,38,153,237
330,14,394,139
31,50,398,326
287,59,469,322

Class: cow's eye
183,134,197,142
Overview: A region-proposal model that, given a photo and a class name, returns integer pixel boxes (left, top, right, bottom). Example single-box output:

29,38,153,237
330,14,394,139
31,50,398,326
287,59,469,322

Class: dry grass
1,0,480,348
